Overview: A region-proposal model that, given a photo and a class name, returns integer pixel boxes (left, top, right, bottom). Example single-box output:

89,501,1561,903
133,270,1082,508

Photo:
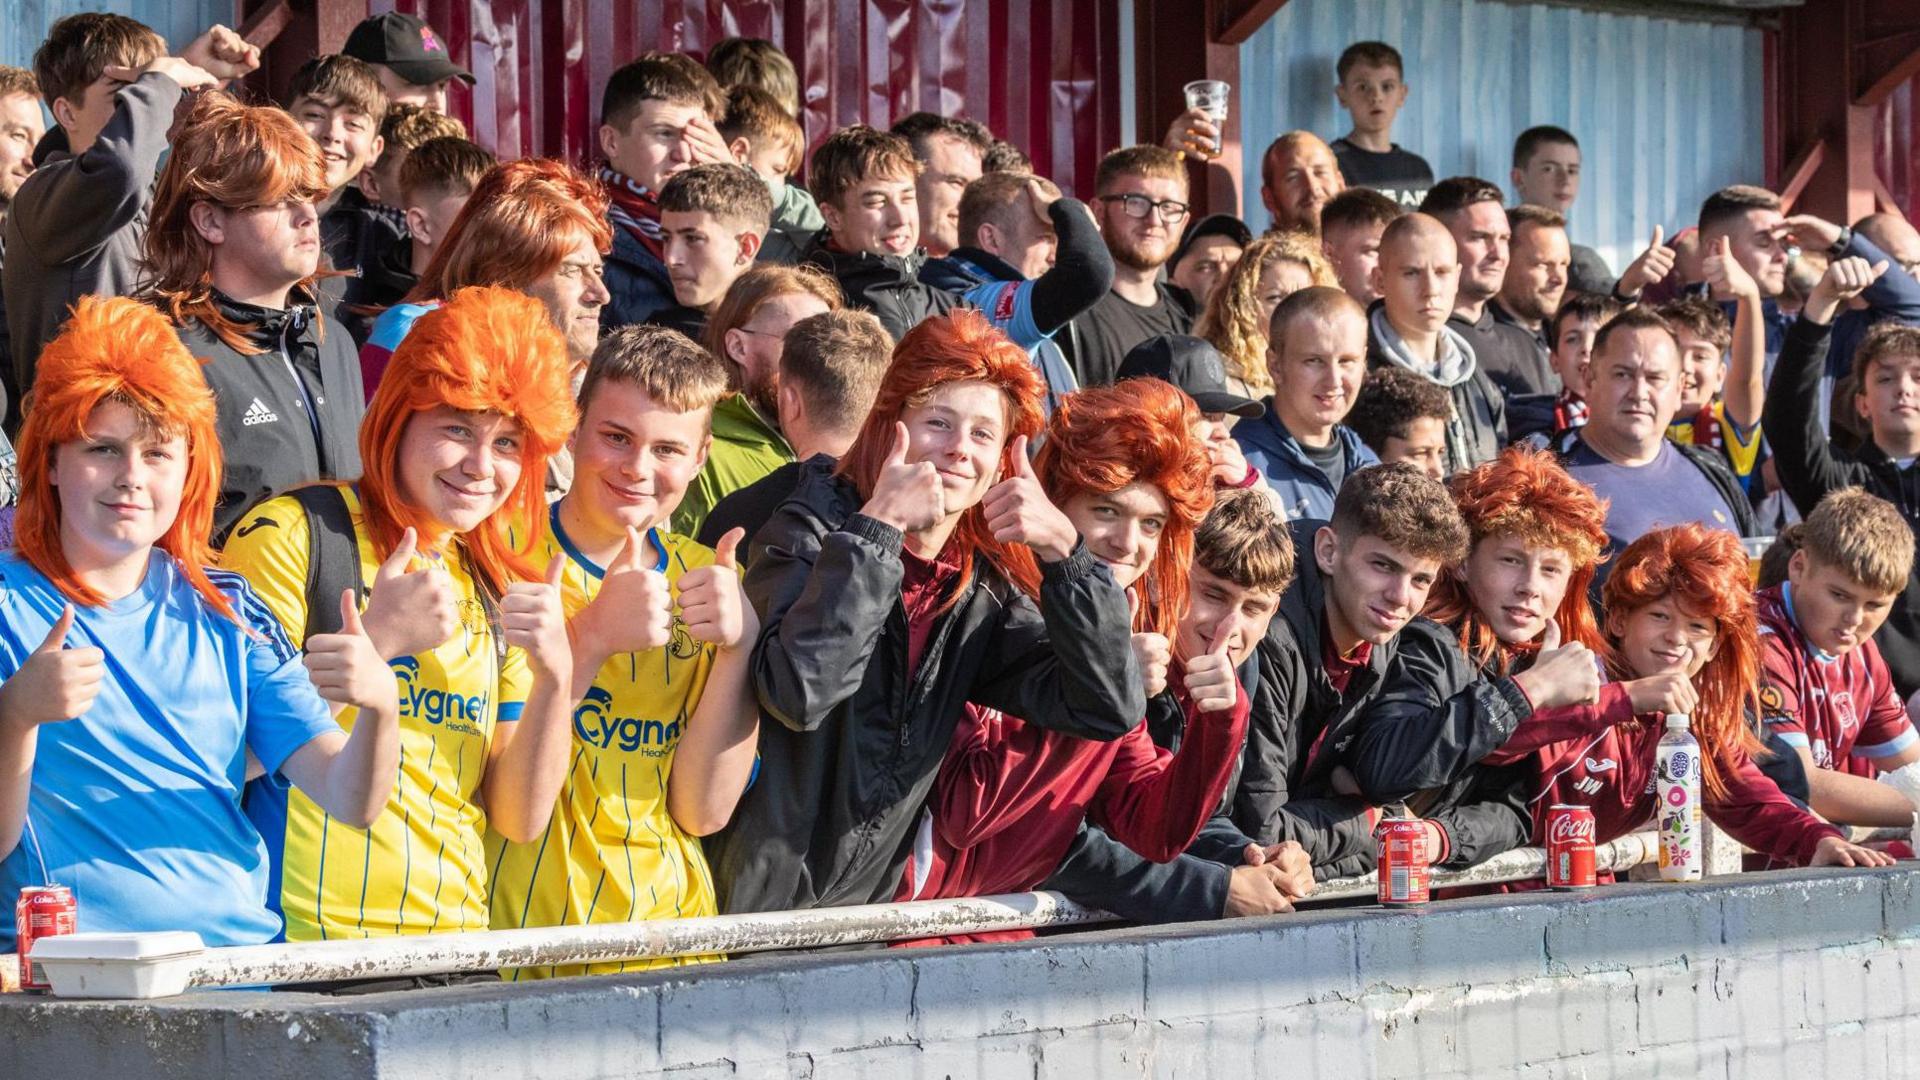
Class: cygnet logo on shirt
390,655,487,734
572,685,682,756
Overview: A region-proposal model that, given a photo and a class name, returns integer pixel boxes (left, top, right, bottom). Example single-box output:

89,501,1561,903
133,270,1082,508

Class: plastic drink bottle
1656,713,1703,882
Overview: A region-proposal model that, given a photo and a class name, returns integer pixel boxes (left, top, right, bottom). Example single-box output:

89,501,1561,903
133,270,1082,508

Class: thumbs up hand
861,422,946,534
981,434,1078,563
502,554,573,679
303,591,400,717
677,527,758,649
574,528,675,663
359,528,460,660
1616,225,1677,300
0,604,106,729
1181,614,1241,714
1511,618,1602,711
1701,234,1759,301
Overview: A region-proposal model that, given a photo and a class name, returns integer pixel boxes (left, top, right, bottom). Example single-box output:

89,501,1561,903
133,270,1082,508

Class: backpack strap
290,484,366,644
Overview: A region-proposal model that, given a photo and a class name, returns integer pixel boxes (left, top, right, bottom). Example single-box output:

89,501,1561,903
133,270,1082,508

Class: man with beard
1492,205,1569,363
1422,178,1551,404
0,66,43,398
1259,132,1345,238
1065,145,1197,387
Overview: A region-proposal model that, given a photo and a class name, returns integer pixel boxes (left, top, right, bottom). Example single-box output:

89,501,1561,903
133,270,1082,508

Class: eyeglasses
1098,193,1191,224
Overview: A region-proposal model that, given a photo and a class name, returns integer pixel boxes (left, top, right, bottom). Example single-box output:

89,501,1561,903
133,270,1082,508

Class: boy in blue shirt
0,296,399,951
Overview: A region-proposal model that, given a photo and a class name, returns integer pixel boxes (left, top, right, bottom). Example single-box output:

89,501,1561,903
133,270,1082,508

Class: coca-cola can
1546,804,1597,889
1375,815,1430,905
16,884,76,991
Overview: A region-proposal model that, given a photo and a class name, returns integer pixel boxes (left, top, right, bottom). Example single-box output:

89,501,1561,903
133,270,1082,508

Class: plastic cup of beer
1182,79,1230,158
1742,535,1773,586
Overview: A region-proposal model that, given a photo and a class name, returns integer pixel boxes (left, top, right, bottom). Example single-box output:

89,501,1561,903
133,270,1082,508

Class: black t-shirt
697,457,810,564
1299,436,1349,496
1330,138,1434,209
1453,306,1557,398
1066,283,1195,388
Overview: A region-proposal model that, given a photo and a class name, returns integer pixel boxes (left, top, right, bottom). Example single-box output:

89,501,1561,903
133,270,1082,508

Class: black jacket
1547,427,1759,540
711,459,1144,913
1766,316,1920,694
176,290,366,542
319,188,407,346
801,232,958,341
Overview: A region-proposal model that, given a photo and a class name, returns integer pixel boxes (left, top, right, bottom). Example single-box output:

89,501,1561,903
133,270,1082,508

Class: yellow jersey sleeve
216,495,315,648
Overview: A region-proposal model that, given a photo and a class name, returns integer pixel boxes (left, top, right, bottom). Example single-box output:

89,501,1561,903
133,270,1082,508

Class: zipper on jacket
277,319,326,456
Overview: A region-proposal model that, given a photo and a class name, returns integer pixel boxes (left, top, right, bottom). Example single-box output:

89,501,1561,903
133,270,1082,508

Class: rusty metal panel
366,0,1123,197
1238,0,1767,276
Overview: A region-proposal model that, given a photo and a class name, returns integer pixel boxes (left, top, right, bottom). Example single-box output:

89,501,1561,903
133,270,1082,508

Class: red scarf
599,165,665,261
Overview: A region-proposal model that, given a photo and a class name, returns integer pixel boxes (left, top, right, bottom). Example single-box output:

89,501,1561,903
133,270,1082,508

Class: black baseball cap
1116,334,1265,419
1170,213,1253,272
343,12,475,87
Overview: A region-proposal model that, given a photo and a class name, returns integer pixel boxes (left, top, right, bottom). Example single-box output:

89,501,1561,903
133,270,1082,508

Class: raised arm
1763,257,1887,513
1702,235,1766,429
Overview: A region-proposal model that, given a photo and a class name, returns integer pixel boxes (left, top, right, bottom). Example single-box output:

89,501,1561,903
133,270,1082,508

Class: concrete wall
6,866,1920,1079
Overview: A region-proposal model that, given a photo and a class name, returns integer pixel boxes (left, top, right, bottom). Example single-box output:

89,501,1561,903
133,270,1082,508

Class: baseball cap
1116,334,1265,419
1170,213,1252,272
343,12,475,87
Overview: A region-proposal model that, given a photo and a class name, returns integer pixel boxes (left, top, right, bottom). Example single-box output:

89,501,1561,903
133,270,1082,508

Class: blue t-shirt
1564,437,1741,556
0,551,340,950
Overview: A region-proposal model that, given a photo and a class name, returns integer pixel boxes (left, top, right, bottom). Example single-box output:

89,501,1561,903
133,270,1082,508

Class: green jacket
674,393,793,537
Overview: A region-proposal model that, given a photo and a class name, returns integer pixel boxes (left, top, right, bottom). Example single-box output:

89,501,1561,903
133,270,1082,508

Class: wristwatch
1826,226,1852,259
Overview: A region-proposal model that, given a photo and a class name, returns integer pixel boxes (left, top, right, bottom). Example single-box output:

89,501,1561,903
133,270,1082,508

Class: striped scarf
599,165,664,261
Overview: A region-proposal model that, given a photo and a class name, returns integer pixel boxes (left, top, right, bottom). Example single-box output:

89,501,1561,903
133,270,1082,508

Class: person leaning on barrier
0,296,399,953
219,286,579,955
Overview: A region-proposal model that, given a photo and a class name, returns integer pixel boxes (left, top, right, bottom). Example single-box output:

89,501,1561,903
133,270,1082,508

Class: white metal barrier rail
17,832,1658,998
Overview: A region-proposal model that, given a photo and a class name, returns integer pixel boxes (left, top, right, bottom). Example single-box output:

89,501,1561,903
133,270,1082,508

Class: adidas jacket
174,289,366,542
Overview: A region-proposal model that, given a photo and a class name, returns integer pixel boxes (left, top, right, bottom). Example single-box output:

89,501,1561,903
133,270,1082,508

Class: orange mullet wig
355,286,579,595
14,296,232,617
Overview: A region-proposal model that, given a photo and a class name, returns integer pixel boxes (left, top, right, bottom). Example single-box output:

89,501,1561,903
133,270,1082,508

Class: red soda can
16,884,76,991
1546,804,1597,889
1375,815,1430,905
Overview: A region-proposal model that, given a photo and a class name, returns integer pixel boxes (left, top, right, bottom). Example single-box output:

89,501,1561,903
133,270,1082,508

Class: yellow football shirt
220,485,530,940
488,506,723,979
1667,399,1765,486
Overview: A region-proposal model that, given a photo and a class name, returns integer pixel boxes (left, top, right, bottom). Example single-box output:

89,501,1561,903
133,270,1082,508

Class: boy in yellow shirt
489,324,760,978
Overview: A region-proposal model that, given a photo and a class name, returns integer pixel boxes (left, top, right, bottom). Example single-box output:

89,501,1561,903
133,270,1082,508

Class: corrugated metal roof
1239,0,1766,275
1,0,232,73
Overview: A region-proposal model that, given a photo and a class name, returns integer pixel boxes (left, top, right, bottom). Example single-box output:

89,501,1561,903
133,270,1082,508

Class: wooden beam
1212,0,1288,46
1776,137,1827,210
238,0,293,49
1854,28,1920,105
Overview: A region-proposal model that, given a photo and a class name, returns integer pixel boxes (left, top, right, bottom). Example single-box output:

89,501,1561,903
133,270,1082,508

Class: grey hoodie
1366,302,1509,473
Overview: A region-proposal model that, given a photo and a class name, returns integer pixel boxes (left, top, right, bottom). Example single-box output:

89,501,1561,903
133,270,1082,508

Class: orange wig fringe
356,286,579,594
836,309,1047,608
1601,523,1766,803
14,297,233,618
407,158,612,303
1023,378,1214,641
144,92,333,354
1424,446,1611,673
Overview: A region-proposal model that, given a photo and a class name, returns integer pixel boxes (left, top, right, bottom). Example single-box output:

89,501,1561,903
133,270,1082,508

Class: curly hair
16,297,231,618
1423,447,1610,672
1601,524,1766,803
836,309,1047,611
1016,378,1215,641
357,287,579,596
1196,231,1337,394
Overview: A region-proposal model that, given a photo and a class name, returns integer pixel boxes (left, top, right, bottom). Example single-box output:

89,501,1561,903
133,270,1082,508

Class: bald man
1362,212,1506,473
1260,132,1345,236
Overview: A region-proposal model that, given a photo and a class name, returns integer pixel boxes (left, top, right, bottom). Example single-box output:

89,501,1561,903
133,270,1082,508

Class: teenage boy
0,296,397,951
284,54,400,342
1509,126,1613,294
1555,308,1755,555
1328,42,1433,209
698,309,894,555
717,85,820,260
1235,287,1378,521
1535,290,1620,440
1662,287,1767,499
652,162,773,339
890,112,990,260
342,11,473,113
920,170,1115,416
143,93,366,542
1420,177,1549,399
357,103,464,224
356,135,496,315
598,53,732,330
1072,145,1198,386
1766,257,1920,695
6,17,257,422
801,124,957,341
1259,132,1345,237
1345,364,1453,482
1168,214,1252,309
221,286,579,951
1320,187,1401,305
490,326,760,978
1365,212,1506,474
1757,488,1920,828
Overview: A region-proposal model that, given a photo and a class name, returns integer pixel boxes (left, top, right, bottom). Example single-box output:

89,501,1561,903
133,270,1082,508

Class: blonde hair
1798,487,1915,596
1196,232,1337,394
578,324,731,417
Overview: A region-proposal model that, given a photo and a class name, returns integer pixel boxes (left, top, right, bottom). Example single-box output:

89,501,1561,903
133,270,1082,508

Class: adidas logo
242,398,279,426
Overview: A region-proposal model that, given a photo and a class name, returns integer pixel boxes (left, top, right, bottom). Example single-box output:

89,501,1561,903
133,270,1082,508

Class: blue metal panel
0,0,233,76
1240,0,1764,277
